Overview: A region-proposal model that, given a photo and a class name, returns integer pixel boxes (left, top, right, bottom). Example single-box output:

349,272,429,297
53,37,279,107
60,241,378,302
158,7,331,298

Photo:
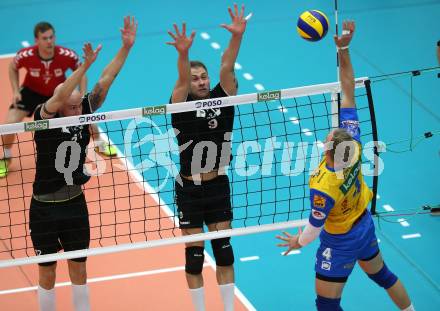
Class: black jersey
171,83,234,176
33,94,93,195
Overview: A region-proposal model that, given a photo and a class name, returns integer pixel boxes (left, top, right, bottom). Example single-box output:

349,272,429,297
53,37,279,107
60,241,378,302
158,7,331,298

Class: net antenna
331,0,342,129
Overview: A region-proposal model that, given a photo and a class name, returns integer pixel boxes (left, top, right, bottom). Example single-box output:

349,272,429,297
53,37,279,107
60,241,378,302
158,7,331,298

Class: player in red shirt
0,22,116,177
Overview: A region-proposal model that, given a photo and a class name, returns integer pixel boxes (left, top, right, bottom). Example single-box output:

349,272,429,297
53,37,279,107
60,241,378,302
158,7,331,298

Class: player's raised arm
41,43,101,119
167,22,196,103
88,16,137,112
335,21,356,109
220,3,248,96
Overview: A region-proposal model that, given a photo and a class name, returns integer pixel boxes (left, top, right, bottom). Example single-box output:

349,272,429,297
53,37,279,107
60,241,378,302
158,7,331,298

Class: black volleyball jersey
171,83,234,176
33,94,93,195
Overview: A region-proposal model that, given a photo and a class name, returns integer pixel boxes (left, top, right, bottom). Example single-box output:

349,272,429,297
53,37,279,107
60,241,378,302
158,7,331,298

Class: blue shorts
315,210,379,280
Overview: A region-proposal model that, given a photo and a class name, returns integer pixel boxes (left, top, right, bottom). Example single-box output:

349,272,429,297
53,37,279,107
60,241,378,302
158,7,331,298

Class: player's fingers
189,31,196,41
234,3,239,17
167,31,177,40
227,7,234,20
173,23,181,36
182,22,187,36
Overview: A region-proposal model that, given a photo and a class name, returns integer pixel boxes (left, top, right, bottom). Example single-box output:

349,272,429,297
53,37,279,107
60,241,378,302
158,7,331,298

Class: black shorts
10,87,50,117
29,193,90,265
175,174,233,229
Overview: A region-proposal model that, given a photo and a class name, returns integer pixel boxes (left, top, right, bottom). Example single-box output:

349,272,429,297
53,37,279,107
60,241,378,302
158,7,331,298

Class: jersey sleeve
339,108,361,143
13,48,28,69
308,189,335,228
70,49,81,70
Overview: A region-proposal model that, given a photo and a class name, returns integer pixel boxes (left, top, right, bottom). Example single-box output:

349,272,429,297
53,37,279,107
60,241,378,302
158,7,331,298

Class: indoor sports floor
0,0,439,310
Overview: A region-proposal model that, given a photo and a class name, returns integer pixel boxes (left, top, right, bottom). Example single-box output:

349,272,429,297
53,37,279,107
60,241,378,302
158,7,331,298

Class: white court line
240,256,260,262
278,105,288,113
290,117,299,124
200,32,210,40
210,42,221,50
21,41,30,47
234,62,242,70
402,233,421,239
254,83,264,91
0,264,207,295
0,53,15,59
281,250,301,256
397,218,410,227
302,128,313,136
376,194,381,200
382,204,395,212
243,73,253,80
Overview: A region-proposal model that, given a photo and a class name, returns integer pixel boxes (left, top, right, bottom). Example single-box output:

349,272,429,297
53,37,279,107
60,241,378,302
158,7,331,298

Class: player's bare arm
335,21,356,109
167,22,196,103
89,16,137,112
220,3,248,96
8,61,21,105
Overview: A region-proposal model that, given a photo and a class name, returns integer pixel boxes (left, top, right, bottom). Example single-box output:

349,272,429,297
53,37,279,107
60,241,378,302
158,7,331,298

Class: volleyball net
0,77,379,267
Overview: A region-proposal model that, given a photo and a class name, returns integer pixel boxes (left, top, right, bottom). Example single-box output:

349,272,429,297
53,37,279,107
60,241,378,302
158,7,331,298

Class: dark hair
190,60,208,73
34,22,55,38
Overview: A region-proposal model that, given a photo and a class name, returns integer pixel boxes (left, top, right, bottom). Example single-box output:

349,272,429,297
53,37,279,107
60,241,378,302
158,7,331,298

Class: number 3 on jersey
322,247,332,261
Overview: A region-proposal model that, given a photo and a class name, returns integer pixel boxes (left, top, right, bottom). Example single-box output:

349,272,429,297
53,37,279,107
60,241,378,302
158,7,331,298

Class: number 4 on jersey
322,247,332,261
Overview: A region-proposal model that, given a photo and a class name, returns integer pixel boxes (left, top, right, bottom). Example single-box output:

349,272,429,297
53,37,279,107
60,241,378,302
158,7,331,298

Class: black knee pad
185,246,205,275
211,238,234,266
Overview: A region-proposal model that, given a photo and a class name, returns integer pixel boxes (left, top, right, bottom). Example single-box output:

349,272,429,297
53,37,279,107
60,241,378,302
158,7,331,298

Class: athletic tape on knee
211,238,234,266
367,263,398,289
315,295,343,311
185,246,205,275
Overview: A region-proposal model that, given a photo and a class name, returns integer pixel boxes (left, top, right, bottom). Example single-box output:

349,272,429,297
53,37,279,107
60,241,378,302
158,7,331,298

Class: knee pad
367,263,398,289
315,295,343,311
211,238,234,266
185,246,205,275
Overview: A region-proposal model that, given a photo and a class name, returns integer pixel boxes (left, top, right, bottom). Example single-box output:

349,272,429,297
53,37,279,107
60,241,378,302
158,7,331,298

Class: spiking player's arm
220,3,248,96
335,21,356,109
167,23,196,103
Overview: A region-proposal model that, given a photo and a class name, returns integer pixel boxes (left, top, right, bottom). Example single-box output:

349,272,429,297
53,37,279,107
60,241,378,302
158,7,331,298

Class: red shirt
14,46,80,97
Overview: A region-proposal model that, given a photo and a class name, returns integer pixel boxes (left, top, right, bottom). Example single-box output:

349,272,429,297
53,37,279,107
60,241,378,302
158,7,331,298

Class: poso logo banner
194,99,223,109
257,90,281,102
142,105,166,116
78,114,107,124
24,120,49,132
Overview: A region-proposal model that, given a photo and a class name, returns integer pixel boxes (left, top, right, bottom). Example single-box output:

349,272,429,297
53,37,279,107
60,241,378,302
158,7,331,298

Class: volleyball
297,10,329,42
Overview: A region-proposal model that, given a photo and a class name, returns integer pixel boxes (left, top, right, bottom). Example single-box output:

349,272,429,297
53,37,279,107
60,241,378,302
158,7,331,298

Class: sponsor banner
257,90,281,102
79,114,107,124
194,98,225,109
142,105,167,116
24,120,49,132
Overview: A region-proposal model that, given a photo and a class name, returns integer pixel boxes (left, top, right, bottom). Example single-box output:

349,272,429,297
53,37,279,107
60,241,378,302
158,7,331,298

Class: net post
364,79,379,215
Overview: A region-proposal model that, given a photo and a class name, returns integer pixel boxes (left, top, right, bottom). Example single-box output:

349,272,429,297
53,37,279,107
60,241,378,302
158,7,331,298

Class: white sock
38,286,56,311
219,283,235,311
402,303,415,311
189,287,206,311
72,284,90,311
3,148,12,159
